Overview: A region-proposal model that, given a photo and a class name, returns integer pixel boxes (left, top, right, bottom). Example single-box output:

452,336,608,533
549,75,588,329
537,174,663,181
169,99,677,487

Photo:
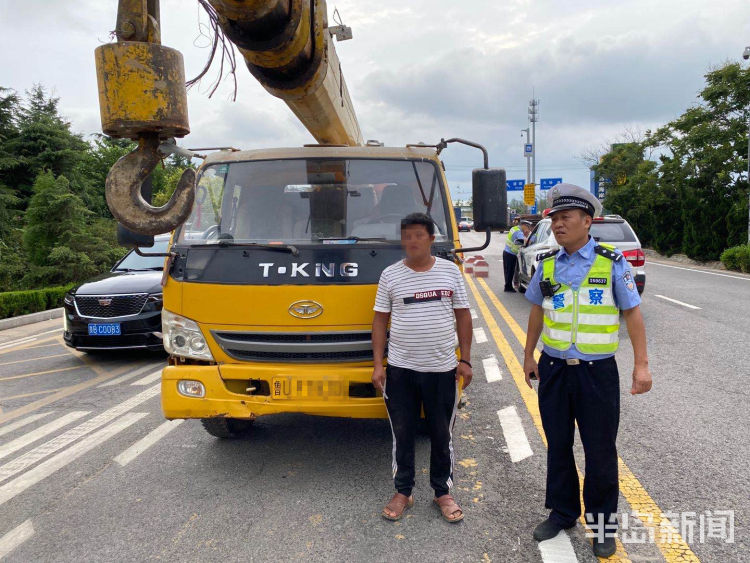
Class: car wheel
201,417,254,439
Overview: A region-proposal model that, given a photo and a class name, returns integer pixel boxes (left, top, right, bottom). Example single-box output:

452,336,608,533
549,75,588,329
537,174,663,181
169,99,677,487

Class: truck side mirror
472,168,507,231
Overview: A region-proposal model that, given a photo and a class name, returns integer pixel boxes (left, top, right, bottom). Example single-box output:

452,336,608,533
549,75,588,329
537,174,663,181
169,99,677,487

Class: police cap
547,183,603,218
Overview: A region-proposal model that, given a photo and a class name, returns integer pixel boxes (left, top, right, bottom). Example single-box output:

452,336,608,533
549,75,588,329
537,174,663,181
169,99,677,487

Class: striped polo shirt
374,257,470,372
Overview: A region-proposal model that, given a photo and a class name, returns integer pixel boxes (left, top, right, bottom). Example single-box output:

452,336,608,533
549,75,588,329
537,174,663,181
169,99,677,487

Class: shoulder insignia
536,249,559,262
594,244,622,262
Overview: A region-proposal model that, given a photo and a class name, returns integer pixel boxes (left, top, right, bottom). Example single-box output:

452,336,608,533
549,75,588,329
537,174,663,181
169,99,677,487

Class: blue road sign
540,177,563,190
530,205,537,214
506,179,525,191
524,143,533,156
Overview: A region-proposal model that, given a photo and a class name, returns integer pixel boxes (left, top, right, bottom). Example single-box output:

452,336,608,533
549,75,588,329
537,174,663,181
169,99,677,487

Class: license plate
88,323,121,336
272,376,344,399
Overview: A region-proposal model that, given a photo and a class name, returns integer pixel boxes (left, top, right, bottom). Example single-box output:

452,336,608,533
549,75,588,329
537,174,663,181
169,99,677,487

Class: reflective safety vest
505,226,521,254
540,245,620,355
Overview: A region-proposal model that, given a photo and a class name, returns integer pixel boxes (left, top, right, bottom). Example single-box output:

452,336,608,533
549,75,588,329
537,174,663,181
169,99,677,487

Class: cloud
1,0,748,194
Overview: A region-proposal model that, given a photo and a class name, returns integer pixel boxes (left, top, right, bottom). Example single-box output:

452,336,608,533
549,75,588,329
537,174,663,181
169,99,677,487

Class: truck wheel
200,417,254,439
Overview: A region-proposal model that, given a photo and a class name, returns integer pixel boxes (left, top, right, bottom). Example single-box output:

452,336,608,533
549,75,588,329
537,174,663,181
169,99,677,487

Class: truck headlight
162,309,214,361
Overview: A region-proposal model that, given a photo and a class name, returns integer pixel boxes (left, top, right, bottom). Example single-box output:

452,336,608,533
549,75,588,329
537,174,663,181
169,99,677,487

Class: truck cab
160,145,464,435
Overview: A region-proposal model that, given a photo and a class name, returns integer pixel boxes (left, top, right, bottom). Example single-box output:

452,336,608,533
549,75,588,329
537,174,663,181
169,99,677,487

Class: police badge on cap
547,183,603,218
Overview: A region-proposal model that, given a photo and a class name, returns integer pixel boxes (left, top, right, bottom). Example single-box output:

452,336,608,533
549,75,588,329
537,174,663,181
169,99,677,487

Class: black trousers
503,250,518,290
538,353,620,533
384,365,458,498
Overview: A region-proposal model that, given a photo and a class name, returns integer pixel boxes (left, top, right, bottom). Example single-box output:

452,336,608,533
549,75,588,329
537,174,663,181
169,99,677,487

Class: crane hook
105,135,195,235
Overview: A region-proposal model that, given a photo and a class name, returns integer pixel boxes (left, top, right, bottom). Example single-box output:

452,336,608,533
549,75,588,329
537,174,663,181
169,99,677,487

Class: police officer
522,183,652,558
503,220,531,292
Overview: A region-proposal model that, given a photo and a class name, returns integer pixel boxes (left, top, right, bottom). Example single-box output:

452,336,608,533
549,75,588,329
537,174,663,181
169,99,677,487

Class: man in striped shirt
372,212,473,523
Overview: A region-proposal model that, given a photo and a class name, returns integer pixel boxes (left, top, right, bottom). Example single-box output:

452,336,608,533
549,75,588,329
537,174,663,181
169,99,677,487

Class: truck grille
75,294,148,318
211,331,375,363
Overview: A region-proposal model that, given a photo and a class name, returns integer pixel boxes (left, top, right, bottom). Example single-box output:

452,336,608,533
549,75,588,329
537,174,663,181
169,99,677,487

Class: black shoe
504,287,516,293
533,518,574,541
592,536,616,558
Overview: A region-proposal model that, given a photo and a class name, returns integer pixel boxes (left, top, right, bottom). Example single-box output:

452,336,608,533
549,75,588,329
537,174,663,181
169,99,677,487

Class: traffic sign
524,143,533,157
540,177,562,190
530,204,537,214
506,179,525,191
523,183,535,206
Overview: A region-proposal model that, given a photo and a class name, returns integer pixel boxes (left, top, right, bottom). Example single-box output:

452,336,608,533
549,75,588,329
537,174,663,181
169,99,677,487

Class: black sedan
63,236,169,352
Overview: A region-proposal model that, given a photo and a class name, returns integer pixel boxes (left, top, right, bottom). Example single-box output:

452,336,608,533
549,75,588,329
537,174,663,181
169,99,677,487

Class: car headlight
63,293,74,306
162,309,213,361
142,292,163,312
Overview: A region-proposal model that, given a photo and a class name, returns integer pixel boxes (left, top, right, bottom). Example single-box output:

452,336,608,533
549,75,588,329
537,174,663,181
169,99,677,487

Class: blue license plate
88,323,121,336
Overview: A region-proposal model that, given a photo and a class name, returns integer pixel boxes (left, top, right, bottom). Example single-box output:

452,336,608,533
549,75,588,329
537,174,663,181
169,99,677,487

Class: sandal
433,494,464,523
382,493,414,521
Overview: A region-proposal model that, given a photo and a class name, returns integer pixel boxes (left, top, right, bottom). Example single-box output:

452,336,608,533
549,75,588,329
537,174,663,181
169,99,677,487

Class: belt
565,359,580,366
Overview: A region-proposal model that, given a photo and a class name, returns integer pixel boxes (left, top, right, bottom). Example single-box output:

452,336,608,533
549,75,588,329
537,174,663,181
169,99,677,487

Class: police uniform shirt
504,228,526,253
524,236,641,361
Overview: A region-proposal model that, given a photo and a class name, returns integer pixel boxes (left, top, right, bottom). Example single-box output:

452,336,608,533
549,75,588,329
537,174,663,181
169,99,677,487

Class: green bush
0,284,74,319
720,244,750,273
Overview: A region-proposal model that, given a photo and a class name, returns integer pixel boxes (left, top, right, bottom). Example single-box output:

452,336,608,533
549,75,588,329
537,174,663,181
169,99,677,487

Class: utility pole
528,97,540,211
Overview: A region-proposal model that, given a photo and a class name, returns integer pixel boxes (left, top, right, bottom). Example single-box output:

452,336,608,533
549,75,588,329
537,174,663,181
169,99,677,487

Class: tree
599,63,750,260
647,63,750,260
0,87,21,241
22,170,124,287
3,85,90,210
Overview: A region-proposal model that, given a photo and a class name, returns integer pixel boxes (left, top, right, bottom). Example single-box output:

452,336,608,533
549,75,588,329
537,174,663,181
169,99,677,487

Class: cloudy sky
2,0,749,202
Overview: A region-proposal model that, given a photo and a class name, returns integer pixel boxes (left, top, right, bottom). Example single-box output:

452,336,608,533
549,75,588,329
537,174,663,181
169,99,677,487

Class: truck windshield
176,158,451,245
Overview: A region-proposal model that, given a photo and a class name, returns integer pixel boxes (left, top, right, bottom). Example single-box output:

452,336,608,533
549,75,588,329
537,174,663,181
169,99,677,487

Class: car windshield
113,239,170,271
591,221,637,243
175,158,451,245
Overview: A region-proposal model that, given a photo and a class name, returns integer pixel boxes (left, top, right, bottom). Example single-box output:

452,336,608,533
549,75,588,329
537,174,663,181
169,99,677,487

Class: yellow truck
95,0,507,437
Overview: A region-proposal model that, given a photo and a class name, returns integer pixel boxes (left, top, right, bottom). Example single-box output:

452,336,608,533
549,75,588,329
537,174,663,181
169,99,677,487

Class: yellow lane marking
25,342,65,350
472,276,699,562
0,363,132,425
466,275,633,560
0,365,81,382
0,353,70,367
1,388,65,401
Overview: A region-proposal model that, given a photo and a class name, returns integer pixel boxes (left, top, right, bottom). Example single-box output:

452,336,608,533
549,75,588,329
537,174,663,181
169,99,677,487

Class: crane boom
209,0,362,146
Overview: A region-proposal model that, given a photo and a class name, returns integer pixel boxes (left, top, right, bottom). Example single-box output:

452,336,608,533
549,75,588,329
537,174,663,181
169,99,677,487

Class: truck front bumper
161,364,388,420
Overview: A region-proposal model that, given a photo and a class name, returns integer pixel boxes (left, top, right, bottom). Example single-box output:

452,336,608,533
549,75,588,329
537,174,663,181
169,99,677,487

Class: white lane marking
0,412,148,507
0,385,159,482
649,261,750,281
0,412,52,439
482,355,502,382
497,406,533,462
538,530,578,562
473,328,488,344
131,369,163,386
653,294,701,310
0,519,34,559
0,337,36,351
0,329,61,351
0,411,89,461
114,419,183,466
470,308,478,320
98,363,161,388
